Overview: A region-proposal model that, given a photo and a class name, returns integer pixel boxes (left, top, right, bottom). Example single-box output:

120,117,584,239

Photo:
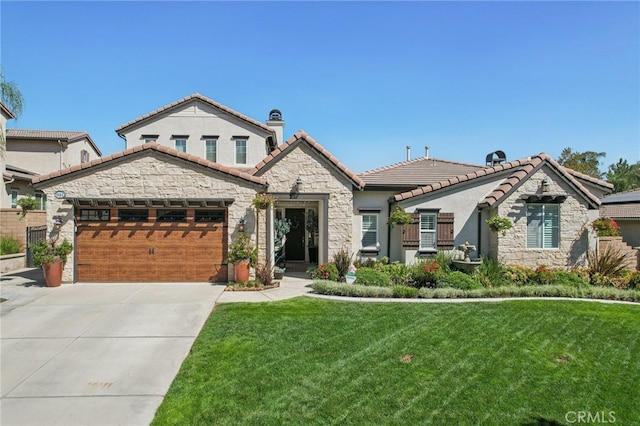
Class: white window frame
361,214,378,250
174,138,187,153
142,135,158,144
235,139,247,164
527,204,560,249
419,212,437,251
205,139,217,162
10,188,18,208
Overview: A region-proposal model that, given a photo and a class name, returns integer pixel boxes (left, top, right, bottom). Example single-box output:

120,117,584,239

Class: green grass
153,298,640,425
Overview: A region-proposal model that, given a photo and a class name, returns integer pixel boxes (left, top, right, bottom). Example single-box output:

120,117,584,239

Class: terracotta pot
42,258,63,287
234,260,251,283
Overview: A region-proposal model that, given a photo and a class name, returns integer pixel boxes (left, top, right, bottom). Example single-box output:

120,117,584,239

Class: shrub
587,245,628,278
486,216,513,236
629,272,640,290
355,267,391,287
437,271,483,290
381,262,412,286
410,260,445,288
0,236,21,255
391,285,419,298
255,262,274,287
503,265,535,286
472,256,508,287
533,265,556,285
332,247,353,281
591,217,621,237
552,270,590,288
312,263,339,281
311,281,393,298
387,207,414,228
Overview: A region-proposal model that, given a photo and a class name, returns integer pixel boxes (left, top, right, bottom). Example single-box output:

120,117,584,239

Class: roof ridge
115,93,274,135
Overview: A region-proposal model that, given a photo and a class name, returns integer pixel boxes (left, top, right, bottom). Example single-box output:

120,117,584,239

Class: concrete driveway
1,269,225,426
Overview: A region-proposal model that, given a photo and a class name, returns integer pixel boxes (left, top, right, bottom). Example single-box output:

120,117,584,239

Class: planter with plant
591,217,621,237
31,237,73,287
486,216,513,236
252,193,277,210
227,233,257,284
387,206,414,229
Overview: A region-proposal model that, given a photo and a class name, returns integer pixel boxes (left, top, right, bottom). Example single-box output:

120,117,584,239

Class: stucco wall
257,143,355,263
495,166,594,268
352,191,396,261
618,220,640,249
121,101,273,167
35,152,261,282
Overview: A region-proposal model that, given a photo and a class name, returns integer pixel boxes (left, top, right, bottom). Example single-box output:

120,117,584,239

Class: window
35,193,46,210
79,209,110,221
174,139,187,153
157,209,187,222
142,135,158,144
205,139,217,162
118,209,149,222
10,188,18,208
80,150,90,163
419,213,437,251
235,139,247,164
361,214,378,249
527,204,559,249
195,210,225,223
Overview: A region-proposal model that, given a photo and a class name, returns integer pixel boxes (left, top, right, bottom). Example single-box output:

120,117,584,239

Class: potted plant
486,216,513,236
227,233,257,283
306,210,318,263
31,237,73,287
252,193,277,210
387,206,414,228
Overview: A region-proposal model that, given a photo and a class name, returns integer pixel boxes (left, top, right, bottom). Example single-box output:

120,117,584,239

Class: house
31,93,615,283
600,188,640,249
3,129,102,209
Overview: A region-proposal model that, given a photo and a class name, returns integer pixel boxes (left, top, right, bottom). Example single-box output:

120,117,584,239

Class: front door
285,208,306,261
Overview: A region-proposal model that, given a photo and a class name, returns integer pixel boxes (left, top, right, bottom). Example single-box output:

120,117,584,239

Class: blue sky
2,1,638,173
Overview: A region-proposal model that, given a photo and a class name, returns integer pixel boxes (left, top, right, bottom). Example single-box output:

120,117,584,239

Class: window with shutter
527,204,559,249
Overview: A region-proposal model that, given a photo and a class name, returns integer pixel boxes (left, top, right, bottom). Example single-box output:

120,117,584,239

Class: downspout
58,140,63,170
477,208,482,256
387,200,393,259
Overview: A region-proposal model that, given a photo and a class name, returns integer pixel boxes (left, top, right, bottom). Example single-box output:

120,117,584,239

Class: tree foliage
557,147,605,179
606,159,640,193
0,69,24,118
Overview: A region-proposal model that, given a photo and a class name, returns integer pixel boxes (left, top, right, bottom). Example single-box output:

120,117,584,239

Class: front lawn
153,298,640,425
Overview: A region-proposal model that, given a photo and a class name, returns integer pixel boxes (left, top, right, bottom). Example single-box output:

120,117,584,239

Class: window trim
235,139,247,164
205,138,217,162
526,203,560,249
80,149,89,163
361,213,379,252
174,138,187,153
142,134,159,144
35,193,46,210
419,212,437,252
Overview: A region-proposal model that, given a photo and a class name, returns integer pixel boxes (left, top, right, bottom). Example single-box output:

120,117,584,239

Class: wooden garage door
76,208,228,282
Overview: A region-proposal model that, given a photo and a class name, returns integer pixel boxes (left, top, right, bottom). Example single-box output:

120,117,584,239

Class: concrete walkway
0,269,313,426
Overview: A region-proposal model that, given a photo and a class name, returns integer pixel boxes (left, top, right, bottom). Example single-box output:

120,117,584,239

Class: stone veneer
257,143,355,261
36,153,262,282
493,166,593,268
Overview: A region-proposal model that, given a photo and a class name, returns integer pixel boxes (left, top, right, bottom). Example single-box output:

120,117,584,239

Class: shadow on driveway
0,268,46,288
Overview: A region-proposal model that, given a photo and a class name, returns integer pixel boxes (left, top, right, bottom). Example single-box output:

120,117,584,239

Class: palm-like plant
0,69,24,156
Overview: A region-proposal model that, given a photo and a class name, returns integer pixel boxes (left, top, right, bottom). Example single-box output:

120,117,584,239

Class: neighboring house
1,101,16,209
600,188,640,249
3,129,102,209
31,93,615,283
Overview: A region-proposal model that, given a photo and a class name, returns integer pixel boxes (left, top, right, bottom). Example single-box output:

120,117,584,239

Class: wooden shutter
401,213,420,248
436,212,454,250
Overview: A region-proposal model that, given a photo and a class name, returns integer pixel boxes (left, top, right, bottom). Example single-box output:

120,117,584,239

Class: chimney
406,145,411,161
425,145,429,159
266,109,284,145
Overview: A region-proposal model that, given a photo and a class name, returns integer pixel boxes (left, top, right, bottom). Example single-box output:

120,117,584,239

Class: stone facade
494,166,593,268
258,143,355,262
36,152,262,282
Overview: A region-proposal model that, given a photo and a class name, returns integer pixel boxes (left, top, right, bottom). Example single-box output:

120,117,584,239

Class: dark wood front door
285,208,306,261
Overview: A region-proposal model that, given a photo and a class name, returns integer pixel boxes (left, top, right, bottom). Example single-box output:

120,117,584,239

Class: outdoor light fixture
296,176,303,192
53,216,63,228
238,218,246,233
541,178,550,192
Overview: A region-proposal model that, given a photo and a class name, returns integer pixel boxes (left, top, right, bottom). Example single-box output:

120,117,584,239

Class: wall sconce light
53,216,63,228
295,176,303,192
238,218,246,233
541,178,550,192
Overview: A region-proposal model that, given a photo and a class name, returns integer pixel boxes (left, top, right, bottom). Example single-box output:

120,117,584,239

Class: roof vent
486,150,507,166
268,109,282,121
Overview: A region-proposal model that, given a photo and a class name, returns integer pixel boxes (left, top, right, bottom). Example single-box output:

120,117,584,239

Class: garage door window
118,210,149,222
79,209,110,221
157,209,187,222
195,210,225,223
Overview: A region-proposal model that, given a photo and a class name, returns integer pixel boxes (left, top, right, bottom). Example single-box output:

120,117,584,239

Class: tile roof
7,129,102,156
0,101,15,119
394,153,601,209
115,93,275,136
32,142,267,187
564,168,613,191
359,156,484,187
250,130,365,189
600,204,640,219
